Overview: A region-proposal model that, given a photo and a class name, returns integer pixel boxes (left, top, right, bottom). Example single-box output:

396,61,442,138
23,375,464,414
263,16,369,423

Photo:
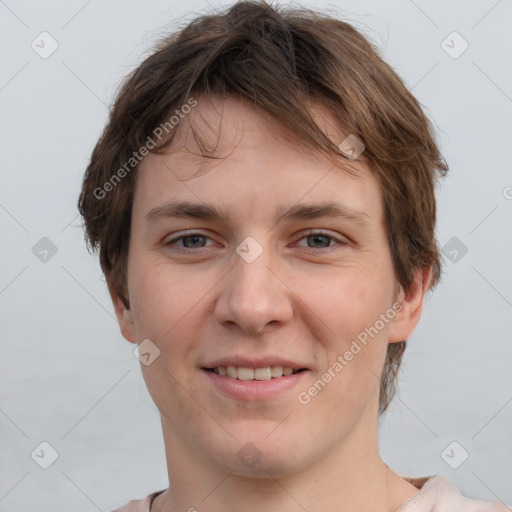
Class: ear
388,266,432,343
110,287,137,344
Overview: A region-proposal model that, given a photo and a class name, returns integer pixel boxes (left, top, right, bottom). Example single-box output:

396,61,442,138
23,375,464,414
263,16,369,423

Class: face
114,95,424,477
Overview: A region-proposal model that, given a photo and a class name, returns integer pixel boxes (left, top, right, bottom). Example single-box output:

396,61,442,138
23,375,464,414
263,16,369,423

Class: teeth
237,367,254,380
212,365,299,380
254,367,271,380
271,366,283,377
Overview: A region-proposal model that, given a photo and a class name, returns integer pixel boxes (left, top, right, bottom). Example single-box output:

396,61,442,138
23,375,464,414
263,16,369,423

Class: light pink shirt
111,475,511,512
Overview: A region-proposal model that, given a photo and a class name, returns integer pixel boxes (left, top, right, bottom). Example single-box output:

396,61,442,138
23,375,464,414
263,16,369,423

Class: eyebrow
144,200,372,227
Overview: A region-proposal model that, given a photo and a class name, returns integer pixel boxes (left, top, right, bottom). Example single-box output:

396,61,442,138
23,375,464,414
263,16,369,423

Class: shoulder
399,475,510,512
111,489,166,512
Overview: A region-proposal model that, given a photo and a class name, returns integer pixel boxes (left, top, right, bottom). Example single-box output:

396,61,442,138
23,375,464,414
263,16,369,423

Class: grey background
1,0,511,510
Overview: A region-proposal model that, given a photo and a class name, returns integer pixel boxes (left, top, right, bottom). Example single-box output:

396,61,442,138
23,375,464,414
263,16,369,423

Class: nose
214,243,294,335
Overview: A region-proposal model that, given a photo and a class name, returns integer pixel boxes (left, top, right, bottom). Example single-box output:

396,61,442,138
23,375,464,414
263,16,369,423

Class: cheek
300,264,389,337
129,262,209,418
129,259,204,338
298,264,393,393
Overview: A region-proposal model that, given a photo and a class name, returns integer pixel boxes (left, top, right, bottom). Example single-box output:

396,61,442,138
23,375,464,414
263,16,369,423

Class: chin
205,430,314,479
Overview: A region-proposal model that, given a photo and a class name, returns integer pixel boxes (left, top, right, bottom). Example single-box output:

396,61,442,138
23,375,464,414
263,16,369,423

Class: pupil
309,235,330,248
184,235,205,248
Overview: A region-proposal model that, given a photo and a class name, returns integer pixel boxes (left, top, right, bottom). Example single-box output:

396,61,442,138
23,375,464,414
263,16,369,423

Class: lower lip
201,369,309,401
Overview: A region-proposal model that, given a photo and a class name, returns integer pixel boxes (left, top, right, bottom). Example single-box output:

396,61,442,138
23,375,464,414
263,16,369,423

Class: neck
151,412,417,512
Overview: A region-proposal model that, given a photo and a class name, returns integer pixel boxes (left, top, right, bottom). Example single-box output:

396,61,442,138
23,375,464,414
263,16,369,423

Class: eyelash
164,230,348,253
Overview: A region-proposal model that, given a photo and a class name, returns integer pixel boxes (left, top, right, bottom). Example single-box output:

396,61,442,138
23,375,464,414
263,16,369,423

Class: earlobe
388,266,432,344
111,291,137,344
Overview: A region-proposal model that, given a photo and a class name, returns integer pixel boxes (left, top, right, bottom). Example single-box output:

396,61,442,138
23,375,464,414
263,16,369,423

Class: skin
112,94,431,512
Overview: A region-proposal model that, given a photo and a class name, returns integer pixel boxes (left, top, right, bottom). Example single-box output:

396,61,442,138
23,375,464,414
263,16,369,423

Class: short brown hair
78,0,447,415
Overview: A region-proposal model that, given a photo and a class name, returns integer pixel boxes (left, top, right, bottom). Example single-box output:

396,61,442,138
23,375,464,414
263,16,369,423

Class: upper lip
202,356,308,370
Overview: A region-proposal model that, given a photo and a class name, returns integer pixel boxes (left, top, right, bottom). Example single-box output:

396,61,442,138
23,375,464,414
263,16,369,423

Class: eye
164,231,214,250
295,230,347,249
163,229,348,253
300,230,347,249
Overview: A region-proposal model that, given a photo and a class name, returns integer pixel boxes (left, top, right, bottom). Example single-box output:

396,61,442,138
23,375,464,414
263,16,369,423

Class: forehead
161,94,356,167
133,95,382,225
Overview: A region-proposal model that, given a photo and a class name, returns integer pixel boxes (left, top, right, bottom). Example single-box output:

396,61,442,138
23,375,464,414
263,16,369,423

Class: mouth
201,365,309,400
203,365,308,381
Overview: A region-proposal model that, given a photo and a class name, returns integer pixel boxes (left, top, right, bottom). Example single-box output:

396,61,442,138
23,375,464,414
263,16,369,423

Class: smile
205,365,305,380
202,366,309,400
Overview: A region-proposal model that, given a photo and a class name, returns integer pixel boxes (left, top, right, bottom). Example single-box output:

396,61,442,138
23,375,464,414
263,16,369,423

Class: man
78,1,509,511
